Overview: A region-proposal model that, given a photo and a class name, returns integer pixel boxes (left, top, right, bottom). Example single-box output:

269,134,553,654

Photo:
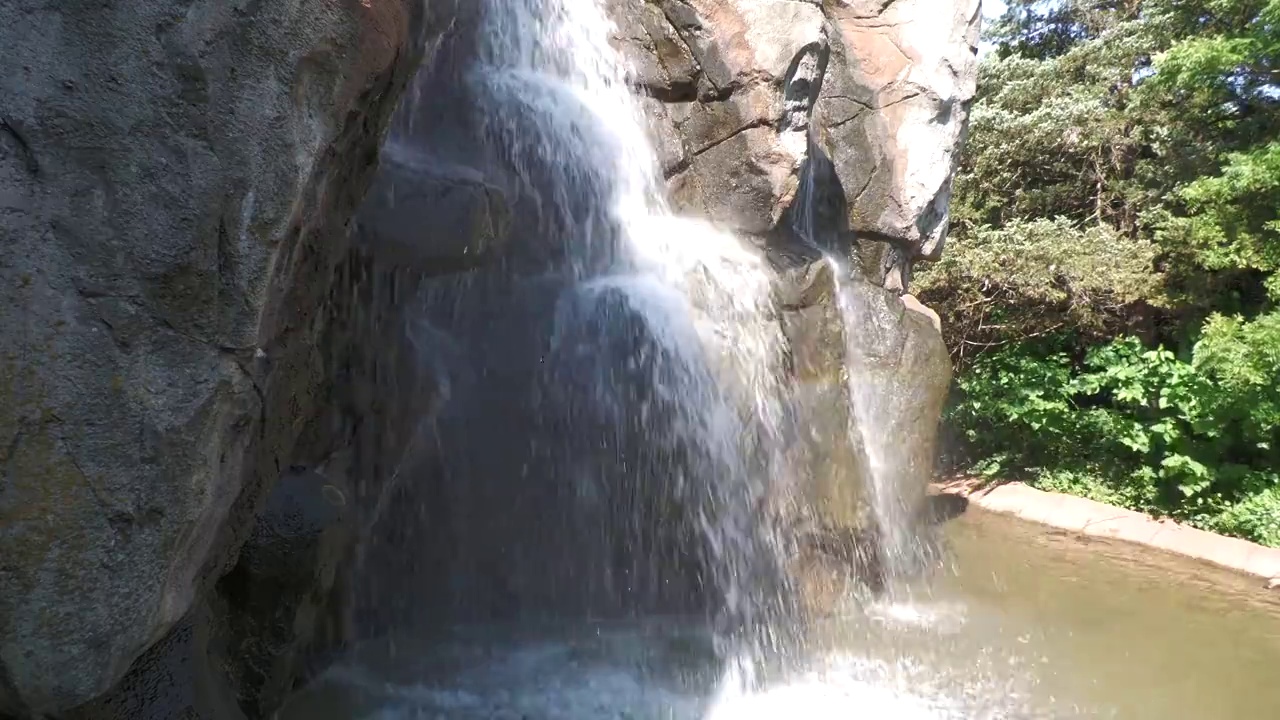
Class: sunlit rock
613,0,981,290
819,0,983,288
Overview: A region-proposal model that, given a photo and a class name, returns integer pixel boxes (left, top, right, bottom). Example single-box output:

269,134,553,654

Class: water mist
470,0,799,657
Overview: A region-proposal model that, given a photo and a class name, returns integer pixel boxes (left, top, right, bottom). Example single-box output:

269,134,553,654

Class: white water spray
790,135,926,581
472,0,796,642
831,264,924,577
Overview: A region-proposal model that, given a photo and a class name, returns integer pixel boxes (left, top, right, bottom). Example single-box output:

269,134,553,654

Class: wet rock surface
771,248,952,603
772,250,870,533
213,469,352,717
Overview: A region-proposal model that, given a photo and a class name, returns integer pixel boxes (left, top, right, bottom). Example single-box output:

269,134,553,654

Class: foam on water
708,655,968,720
291,621,1056,720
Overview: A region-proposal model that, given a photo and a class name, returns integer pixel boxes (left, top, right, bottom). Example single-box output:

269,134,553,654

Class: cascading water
790,140,931,583
830,262,931,580
472,0,797,651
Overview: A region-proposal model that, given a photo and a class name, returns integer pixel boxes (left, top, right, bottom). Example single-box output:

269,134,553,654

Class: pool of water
278,509,1280,719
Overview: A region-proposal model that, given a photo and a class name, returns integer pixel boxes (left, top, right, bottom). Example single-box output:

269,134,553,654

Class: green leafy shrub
947,312,1280,545
915,219,1164,356
1210,485,1280,548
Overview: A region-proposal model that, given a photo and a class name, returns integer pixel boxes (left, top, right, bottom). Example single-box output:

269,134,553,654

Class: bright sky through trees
979,0,1008,56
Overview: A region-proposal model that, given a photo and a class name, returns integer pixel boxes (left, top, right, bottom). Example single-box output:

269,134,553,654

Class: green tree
919,0,1280,545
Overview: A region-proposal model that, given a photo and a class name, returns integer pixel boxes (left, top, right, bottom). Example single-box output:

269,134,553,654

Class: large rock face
0,1,425,715
616,0,981,288
819,0,983,289
612,0,977,545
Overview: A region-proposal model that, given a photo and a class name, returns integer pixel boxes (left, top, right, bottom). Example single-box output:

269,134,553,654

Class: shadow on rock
920,492,970,526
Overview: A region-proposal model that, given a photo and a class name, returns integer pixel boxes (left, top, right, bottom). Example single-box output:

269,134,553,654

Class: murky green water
937,509,1280,718
279,510,1280,719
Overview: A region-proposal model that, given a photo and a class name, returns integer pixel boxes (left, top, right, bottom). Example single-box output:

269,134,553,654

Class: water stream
470,0,797,647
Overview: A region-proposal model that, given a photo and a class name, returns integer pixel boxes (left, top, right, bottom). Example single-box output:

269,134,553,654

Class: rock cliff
0,0,978,717
618,0,981,288
611,0,975,560
0,0,432,715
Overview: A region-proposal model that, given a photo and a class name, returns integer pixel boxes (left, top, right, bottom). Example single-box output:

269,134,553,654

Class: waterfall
830,265,925,578
470,0,797,648
790,143,928,582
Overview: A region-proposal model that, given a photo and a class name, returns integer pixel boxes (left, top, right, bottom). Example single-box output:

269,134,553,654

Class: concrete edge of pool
932,477,1280,588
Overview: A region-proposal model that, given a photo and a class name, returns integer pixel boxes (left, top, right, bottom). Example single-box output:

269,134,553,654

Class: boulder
611,0,981,288
352,142,512,277
0,0,425,715
817,0,983,287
